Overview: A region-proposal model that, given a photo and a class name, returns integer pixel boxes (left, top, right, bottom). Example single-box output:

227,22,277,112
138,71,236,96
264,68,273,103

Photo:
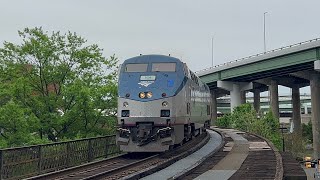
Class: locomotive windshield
152,63,176,72
125,63,148,72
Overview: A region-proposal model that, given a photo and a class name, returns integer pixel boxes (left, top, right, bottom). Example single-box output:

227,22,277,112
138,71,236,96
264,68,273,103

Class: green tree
0,101,40,147
0,27,118,146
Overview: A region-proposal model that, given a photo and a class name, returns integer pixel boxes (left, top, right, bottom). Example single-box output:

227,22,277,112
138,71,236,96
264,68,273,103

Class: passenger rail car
116,55,212,152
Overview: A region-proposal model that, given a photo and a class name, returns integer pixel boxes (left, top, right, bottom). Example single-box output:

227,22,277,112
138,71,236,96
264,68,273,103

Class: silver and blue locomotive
116,55,212,152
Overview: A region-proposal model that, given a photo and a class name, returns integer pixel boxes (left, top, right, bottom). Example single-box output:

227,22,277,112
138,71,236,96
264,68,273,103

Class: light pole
264,12,268,53
211,36,214,67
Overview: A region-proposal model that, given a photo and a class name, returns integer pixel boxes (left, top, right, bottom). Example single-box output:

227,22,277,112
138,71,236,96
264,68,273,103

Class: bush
284,132,306,158
232,104,256,132
216,104,282,150
302,120,312,142
216,114,233,128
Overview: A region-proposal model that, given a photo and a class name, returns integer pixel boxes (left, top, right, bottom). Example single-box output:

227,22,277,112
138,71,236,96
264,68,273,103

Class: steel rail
82,132,211,180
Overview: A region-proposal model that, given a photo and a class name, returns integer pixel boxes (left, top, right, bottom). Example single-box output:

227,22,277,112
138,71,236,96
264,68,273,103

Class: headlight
147,92,152,98
160,110,170,117
162,101,168,107
121,110,130,117
123,102,129,107
139,92,145,98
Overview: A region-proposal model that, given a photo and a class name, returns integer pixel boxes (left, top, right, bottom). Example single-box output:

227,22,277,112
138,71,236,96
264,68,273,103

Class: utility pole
264,12,268,53
211,36,214,67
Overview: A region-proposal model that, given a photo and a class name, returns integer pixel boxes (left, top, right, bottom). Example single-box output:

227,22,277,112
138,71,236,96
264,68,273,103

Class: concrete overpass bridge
196,38,320,158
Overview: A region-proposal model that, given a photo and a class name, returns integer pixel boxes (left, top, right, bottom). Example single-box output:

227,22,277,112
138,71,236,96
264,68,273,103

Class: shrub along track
28,131,210,180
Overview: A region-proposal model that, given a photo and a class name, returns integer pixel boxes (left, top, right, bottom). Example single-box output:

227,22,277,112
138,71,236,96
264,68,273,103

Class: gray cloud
0,0,317,94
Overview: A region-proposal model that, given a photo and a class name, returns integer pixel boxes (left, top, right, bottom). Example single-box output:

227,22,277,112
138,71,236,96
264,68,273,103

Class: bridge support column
240,91,246,104
292,86,301,133
210,90,217,125
310,73,320,159
269,80,279,119
230,84,241,110
217,81,253,112
253,89,260,113
304,104,308,115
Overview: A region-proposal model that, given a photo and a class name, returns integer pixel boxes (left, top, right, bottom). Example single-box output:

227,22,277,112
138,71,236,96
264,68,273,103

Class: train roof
123,55,182,64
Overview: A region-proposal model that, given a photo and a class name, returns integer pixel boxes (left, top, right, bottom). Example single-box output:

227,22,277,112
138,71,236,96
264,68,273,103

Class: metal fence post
88,139,93,162
105,137,109,158
38,145,42,174
66,143,70,167
0,150,3,180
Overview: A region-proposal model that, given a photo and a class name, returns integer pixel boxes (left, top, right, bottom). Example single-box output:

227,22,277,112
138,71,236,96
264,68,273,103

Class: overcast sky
0,0,318,94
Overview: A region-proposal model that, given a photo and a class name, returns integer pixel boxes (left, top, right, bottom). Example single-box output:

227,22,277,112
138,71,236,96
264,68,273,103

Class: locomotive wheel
203,120,210,129
191,124,196,136
194,128,200,136
202,126,206,132
184,124,192,142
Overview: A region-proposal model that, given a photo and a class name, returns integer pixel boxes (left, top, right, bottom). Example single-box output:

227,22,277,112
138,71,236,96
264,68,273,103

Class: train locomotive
116,55,212,152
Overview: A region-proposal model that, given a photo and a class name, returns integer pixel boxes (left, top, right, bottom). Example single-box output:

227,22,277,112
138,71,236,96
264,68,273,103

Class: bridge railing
0,135,120,180
196,38,320,74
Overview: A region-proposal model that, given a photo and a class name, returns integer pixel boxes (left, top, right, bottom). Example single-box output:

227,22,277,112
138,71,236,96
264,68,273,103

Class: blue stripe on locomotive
118,55,186,102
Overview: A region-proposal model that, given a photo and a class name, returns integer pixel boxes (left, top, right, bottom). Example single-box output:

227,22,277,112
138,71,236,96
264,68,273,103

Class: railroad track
28,131,210,180
177,128,284,180
29,128,288,180
27,153,156,180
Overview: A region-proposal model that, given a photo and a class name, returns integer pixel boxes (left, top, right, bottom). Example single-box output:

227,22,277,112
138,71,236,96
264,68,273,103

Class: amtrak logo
138,81,154,87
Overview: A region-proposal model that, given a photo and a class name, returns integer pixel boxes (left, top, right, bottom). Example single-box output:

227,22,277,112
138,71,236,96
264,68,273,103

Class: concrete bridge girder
273,76,309,89
217,81,253,111
289,70,312,81
250,82,268,93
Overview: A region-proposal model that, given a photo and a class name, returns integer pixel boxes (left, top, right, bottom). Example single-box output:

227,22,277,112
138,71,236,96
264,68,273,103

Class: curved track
29,128,287,180
28,131,210,180
83,132,210,180
28,153,157,180
178,128,284,180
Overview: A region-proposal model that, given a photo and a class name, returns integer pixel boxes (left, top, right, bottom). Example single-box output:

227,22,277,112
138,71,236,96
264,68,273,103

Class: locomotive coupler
157,127,173,138
117,128,131,134
137,123,156,146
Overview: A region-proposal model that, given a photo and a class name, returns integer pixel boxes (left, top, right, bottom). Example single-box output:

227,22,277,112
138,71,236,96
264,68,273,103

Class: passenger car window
125,64,148,72
152,63,176,72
